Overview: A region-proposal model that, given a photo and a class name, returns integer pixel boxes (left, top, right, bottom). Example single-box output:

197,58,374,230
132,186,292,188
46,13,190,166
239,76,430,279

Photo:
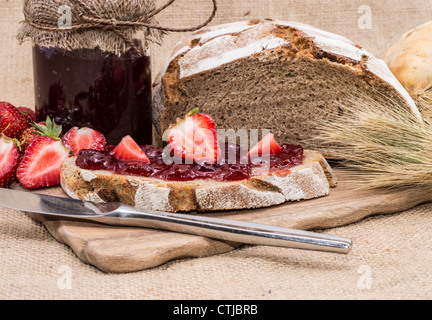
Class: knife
0,188,352,254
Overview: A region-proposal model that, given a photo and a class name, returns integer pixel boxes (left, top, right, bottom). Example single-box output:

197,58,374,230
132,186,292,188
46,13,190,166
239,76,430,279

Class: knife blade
0,188,352,254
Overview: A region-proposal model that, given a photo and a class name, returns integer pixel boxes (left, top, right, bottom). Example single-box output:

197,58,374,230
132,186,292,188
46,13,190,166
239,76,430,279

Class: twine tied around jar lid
17,0,218,56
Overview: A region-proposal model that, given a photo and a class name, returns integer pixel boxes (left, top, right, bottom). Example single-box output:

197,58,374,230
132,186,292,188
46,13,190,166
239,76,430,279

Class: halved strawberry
248,133,282,157
0,101,30,139
166,108,221,164
17,136,70,189
112,135,150,163
0,134,21,188
62,127,107,156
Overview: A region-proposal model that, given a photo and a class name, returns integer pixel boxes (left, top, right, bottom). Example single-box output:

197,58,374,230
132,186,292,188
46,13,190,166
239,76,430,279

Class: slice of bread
152,19,421,154
60,150,337,213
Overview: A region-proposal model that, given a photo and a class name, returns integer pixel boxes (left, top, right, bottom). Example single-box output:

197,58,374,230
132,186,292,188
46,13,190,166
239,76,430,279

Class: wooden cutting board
12,169,432,273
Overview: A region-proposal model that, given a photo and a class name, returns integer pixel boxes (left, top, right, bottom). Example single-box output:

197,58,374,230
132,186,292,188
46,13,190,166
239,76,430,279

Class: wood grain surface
12,169,432,273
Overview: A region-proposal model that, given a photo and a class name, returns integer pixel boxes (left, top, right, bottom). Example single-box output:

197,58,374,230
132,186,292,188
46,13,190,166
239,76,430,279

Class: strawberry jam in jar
19,0,217,146
32,42,152,145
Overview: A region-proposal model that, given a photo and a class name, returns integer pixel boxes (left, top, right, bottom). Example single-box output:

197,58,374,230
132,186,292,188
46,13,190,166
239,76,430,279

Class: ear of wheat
411,86,432,121
315,91,432,190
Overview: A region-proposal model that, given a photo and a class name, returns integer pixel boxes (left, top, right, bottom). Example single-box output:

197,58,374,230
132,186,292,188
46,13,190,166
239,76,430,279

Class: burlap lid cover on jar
17,0,218,55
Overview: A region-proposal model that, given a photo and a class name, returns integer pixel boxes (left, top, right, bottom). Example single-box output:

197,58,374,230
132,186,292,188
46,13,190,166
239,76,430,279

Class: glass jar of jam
32,40,152,145
19,0,216,146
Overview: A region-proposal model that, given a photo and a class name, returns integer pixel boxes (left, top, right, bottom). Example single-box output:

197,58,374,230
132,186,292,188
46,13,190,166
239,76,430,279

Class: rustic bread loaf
385,21,432,111
152,19,421,153
60,150,337,213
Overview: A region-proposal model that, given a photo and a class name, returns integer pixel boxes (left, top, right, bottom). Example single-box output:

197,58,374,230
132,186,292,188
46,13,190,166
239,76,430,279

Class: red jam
75,143,304,182
32,44,152,145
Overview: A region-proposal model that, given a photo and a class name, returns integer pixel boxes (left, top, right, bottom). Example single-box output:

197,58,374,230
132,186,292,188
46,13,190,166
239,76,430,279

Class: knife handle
91,204,352,254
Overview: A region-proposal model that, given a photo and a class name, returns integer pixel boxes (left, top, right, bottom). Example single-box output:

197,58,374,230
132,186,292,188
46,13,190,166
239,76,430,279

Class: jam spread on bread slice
75,143,304,182
74,109,304,182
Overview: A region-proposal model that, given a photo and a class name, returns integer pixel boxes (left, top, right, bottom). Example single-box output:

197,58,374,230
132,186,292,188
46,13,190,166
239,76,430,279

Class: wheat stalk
315,91,432,190
411,87,432,121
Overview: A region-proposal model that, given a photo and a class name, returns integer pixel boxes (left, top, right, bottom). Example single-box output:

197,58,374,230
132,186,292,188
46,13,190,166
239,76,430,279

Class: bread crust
60,150,337,213
152,19,421,141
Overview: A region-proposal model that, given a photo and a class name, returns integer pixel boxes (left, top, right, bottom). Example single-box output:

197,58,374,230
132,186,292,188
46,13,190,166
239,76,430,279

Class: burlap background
2,0,432,300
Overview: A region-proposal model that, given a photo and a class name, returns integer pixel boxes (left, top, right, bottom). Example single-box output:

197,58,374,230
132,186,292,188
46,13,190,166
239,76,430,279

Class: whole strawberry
0,101,30,139
19,117,60,153
19,127,39,154
17,106,36,123
0,134,21,188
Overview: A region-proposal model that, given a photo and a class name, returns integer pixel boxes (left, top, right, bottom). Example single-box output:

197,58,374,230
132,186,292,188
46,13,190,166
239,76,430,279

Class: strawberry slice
17,136,70,189
0,134,21,188
166,108,221,164
112,135,150,163
0,101,30,139
248,133,282,157
62,127,107,156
